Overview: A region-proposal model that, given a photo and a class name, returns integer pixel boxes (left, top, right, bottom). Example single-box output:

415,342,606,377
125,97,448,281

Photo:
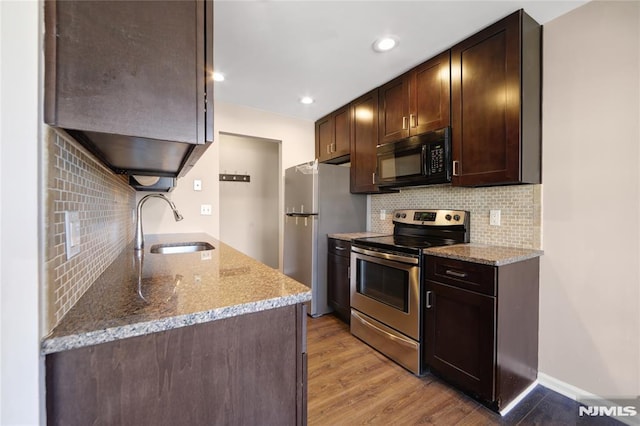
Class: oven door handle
351,246,419,265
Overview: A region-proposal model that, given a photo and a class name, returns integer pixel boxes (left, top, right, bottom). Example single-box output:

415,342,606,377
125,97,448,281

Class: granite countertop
328,232,389,241
42,233,311,355
424,243,543,266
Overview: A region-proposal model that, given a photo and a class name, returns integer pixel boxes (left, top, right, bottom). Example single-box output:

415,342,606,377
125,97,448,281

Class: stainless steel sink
150,241,215,254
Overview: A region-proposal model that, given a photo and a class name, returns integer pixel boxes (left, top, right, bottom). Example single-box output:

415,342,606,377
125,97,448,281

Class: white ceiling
213,0,587,122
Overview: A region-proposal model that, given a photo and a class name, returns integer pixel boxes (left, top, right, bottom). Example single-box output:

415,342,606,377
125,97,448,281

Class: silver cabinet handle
425,290,433,308
372,172,376,184
402,116,408,130
453,160,460,176
410,114,416,128
326,144,331,155
445,269,468,278
334,246,347,251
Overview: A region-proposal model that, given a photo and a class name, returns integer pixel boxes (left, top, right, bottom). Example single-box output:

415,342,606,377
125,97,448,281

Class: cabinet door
451,11,541,186
410,51,451,136
424,280,496,401
327,251,351,323
350,89,380,193
45,0,207,144
315,114,333,162
332,105,351,158
451,10,523,186
378,75,410,145
316,107,350,163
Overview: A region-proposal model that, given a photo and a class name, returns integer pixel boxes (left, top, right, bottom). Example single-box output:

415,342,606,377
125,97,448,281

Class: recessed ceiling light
373,36,398,53
300,96,314,105
212,71,225,82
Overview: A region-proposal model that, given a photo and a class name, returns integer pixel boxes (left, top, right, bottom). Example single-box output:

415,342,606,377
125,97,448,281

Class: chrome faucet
135,194,183,250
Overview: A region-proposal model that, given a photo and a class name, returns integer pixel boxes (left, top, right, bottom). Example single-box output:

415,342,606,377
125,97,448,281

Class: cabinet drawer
425,256,496,296
328,238,351,257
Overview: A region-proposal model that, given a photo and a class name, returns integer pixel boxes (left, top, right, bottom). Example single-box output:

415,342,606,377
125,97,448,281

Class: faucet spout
135,193,183,251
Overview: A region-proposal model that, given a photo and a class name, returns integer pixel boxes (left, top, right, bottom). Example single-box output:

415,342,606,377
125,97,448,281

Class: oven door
350,246,420,340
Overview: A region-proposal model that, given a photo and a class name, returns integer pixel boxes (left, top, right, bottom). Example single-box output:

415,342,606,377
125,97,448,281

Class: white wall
0,1,42,424
139,101,315,269
541,0,639,399
219,134,280,268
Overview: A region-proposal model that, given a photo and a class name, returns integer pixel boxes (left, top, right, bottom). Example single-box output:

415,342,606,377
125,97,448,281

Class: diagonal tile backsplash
42,128,136,334
370,184,542,249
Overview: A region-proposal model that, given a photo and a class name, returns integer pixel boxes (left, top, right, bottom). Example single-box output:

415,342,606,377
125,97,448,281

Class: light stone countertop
328,232,389,241
41,233,311,354
424,243,543,266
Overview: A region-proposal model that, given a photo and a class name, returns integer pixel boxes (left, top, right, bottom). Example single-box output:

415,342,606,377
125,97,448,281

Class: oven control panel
392,209,468,226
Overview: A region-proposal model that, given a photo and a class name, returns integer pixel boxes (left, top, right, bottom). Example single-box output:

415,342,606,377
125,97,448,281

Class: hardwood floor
306,314,623,425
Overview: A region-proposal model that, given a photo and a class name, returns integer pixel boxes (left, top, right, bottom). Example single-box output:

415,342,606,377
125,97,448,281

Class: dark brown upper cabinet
44,0,213,178
378,51,451,145
451,9,541,187
350,89,381,193
316,105,350,164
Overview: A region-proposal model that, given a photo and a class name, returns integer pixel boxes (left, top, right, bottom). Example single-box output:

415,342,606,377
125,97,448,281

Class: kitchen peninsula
43,233,311,425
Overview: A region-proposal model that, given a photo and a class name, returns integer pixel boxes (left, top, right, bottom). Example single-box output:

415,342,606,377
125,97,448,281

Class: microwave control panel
428,143,446,175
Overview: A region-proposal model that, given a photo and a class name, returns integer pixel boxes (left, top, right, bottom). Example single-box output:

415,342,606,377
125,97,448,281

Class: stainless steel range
350,209,470,375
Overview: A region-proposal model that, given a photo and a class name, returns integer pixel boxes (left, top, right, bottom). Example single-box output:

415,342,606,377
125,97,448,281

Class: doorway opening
219,133,281,269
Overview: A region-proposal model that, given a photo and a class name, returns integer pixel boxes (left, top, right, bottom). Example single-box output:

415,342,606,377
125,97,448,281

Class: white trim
538,372,600,401
538,373,640,426
499,380,538,416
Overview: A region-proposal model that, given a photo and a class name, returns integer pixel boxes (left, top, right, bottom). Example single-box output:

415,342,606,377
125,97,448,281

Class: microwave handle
421,144,428,176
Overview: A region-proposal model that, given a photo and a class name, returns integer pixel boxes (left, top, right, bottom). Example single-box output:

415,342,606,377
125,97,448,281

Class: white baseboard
538,372,639,426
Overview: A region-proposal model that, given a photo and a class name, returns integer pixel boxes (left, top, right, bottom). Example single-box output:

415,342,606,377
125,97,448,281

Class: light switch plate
200,204,212,215
380,209,386,220
193,179,202,191
65,211,81,260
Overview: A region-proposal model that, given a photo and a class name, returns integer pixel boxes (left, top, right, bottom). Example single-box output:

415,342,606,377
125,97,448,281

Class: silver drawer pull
335,246,347,251
425,290,433,308
445,269,468,278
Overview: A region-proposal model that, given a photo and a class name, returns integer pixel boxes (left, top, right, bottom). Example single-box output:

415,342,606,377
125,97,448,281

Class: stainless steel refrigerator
284,160,367,317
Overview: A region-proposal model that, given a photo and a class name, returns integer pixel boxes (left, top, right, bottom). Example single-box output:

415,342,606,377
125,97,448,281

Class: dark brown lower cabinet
46,304,307,426
327,238,351,323
424,255,539,412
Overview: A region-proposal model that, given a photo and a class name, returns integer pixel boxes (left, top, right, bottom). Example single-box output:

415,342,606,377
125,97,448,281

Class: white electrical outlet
193,179,202,191
380,209,386,220
490,209,501,226
200,204,212,215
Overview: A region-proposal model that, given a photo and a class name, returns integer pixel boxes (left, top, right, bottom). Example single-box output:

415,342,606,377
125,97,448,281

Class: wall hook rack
219,173,251,182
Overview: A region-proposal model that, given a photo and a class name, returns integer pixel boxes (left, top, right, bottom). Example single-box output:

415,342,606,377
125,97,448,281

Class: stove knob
401,213,407,218
453,214,460,221
445,214,452,221
395,213,401,218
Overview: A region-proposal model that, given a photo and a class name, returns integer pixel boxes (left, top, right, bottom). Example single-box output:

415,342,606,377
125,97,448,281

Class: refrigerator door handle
285,213,318,217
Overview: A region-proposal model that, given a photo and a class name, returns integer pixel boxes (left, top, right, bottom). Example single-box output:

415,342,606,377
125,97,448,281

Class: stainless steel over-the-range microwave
375,127,452,188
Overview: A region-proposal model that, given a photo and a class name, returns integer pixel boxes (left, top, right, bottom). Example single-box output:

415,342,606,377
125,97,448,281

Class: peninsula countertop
42,233,311,355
